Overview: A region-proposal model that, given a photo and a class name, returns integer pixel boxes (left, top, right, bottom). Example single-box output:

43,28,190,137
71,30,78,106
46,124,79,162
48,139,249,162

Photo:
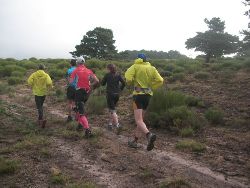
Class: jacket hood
35,70,47,77
134,58,150,65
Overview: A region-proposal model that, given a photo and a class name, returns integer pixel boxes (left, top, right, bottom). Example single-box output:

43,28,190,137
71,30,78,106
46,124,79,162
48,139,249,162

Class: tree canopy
185,17,240,62
70,27,117,60
239,0,250,56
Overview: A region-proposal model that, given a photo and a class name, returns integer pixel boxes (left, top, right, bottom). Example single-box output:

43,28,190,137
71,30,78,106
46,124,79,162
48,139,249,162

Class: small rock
100,153,111,163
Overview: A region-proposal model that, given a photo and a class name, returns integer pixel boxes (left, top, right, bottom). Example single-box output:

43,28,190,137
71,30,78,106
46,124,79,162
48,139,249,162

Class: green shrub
194,71,210,80
186,64,202,74
18,60,37,69
173,67,185,73
87,95,106,114
50,173,68,185
145,112,161,128
85,59,107,69
56,61,69,69
0,65,26,77
7,77,23,85
148,89,186,114
169,73,185,82
168,106,191,123
180,127,194,137
176,140,206,152
164,64,175,72
185,95,200,106
160,70,172,77
0,83,12,94
243,59,250,69
49,69,65,80
11,71,25,77
205,107,224,124
0,157,19,175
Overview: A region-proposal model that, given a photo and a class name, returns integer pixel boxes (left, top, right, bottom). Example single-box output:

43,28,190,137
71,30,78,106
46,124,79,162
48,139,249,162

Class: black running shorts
107,93,119,110
133,94,151,110
66,86,75,100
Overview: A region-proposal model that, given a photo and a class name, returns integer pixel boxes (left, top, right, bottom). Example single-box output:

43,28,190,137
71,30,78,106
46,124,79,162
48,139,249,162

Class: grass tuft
176,140,206,153
0,157,20,175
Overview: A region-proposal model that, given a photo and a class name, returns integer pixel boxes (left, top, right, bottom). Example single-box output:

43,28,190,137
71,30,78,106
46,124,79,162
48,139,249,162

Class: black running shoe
147,133,156,151
85,129,93,138
67,115,73,122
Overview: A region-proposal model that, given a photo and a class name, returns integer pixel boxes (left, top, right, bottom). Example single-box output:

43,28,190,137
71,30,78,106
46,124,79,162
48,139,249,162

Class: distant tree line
115,50,187,60
71,2,250,63
70,27,186,60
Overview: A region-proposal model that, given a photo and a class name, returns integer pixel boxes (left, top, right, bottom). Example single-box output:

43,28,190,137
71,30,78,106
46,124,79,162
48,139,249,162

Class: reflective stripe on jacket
125,58,164,95
27,70,52,96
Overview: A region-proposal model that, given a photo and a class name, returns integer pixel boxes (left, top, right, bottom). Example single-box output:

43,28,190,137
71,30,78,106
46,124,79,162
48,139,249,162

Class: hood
35,70,47,77
134,58,150,65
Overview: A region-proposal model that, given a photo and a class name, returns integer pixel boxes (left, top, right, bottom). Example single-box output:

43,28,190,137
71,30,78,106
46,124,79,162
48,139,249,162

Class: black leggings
35,95,46,120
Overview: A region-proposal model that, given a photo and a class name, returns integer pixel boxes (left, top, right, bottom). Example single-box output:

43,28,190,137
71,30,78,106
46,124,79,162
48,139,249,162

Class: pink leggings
76,113,89,129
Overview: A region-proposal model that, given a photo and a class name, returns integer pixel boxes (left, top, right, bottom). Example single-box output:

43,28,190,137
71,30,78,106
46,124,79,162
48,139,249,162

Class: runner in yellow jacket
28,64,52,128
125,54,163,151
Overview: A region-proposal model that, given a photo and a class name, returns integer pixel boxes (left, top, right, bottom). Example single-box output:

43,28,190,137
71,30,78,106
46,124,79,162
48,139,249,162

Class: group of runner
27,54,164,151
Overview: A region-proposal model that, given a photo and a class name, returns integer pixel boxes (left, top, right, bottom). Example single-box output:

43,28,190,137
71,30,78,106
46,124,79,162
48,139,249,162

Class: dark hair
107,64,116,74
70,59,76,66
38,64,45,70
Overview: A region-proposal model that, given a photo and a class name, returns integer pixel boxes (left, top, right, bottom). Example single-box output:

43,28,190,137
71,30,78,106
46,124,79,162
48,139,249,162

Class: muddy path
0,84,249,188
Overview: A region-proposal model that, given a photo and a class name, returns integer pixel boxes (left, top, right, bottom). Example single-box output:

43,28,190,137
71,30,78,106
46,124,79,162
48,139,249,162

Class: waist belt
134,87,152,94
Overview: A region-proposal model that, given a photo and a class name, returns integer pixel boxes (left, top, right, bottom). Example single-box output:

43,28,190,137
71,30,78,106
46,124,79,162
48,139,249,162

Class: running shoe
67,115,73,122
147,133,156,151
85,129,93,138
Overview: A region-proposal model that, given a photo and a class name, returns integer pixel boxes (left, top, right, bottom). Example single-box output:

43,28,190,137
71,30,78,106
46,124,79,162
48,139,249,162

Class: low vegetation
0,157,20,175
176,140,206,153
205,107,224,125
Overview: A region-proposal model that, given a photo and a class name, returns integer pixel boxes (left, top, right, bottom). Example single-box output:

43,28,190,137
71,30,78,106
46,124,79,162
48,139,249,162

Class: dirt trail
48,107,248,187
1,85,249,188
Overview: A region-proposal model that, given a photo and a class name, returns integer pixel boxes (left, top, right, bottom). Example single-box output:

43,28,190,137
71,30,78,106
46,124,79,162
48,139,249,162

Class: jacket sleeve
101,74,107,86
151,67,164,89
119,75,126,91
46,74,53,88
27,73,34,86
125,65,135,85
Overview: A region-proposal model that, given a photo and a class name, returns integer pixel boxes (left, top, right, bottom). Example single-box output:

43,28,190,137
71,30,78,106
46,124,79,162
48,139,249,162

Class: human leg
35,95,46,120
107,94,120,128
75,89,92,137
129,95,156,150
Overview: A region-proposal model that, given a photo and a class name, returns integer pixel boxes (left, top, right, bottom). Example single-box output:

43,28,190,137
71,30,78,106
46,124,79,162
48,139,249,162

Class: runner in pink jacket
70,57,99,137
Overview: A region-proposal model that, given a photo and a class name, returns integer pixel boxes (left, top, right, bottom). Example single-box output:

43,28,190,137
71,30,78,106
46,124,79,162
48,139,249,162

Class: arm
124,65,135,86
101,74,107,86
46,74,53,88
151,67,164,89
27,73,34,86
90,74,100,90
119,75,126,91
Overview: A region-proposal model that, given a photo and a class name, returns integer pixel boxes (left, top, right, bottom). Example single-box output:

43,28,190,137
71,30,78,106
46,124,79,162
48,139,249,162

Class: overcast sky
0,0,248,59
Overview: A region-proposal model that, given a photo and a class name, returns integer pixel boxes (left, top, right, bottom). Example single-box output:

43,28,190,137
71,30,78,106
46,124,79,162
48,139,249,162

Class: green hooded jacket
125,58,163,95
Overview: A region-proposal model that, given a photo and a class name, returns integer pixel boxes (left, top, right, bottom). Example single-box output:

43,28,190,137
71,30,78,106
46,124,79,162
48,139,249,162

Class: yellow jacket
27,70,52,96
125,58,164,95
